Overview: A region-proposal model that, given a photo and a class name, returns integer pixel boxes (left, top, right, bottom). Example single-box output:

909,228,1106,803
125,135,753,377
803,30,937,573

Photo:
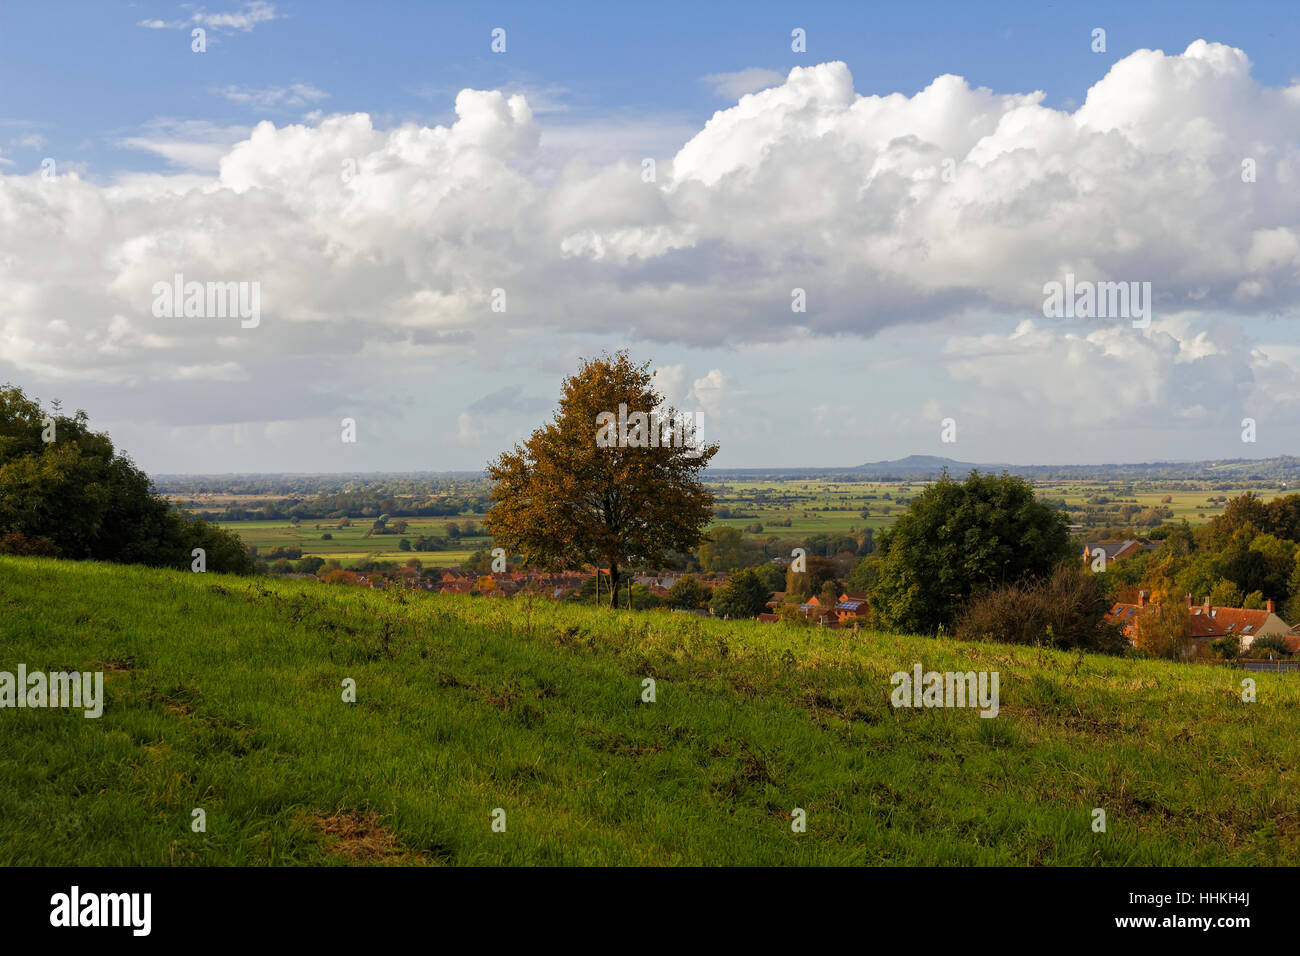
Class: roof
1082,539,1154,561
1107,601,1284,640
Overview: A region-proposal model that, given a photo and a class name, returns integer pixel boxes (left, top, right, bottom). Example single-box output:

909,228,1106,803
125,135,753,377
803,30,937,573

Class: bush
710,569,771,619
954,563,1128,653
0,530,61,557
1209,635,1241,660
1247,634,1292,658
667,576,709,610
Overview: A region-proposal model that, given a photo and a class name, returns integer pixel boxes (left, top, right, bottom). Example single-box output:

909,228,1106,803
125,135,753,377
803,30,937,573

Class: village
290,536,1300,668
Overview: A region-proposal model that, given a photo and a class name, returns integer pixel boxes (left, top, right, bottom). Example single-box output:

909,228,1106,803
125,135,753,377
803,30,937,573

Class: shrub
0,530,60,557
954,563,1127,653
1247,634,1292,658
1209,635,1241,660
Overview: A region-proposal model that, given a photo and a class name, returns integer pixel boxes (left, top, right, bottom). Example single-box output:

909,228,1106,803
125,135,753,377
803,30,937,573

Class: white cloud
6,41,1300,457
118,119,252,172
690,369,726,419
217,84,329,111
137,2,278,33
701,68,787,99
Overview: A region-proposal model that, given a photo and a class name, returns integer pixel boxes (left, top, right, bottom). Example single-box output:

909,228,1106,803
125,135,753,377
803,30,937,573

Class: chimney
1185,592,1192,607
1267,598,1276,614
1138,590,1148,607
1203,597,1211,612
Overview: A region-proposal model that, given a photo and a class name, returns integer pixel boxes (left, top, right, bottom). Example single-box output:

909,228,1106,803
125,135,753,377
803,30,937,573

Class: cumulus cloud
5,41,1300,447
942,317,1262,428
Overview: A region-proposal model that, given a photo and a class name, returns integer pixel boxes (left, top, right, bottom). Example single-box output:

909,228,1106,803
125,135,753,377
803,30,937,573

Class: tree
872,471,1072,634
0,384,252,572
710,568,770,619
752,562,785,593
485,351,718,608
786,555,837,600
846,553,884,596
667,576,709,609
1207,578,1243,608
698,526,765,571
1133,589,1193,659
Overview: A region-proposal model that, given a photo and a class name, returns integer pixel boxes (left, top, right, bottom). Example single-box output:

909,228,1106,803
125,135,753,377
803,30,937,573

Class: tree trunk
609,563,619,609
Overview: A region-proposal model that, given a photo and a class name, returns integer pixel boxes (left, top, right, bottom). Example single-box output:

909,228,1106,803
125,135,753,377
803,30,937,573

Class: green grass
218,517,489,567
2,555,1297,865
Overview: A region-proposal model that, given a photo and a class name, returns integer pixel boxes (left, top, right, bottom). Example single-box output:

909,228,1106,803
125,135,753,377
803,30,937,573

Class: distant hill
851,455,993,478
707,455,1300,482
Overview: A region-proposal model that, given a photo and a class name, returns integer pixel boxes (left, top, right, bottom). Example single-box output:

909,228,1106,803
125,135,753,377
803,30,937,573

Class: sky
2,0,1300,473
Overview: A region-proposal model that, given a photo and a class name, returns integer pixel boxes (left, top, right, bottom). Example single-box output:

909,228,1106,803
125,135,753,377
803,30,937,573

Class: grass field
218,517,491,566
2,555,1298,865
215,479,1298,568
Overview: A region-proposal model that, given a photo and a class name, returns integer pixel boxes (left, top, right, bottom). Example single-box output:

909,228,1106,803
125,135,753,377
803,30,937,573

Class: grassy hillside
1,555,1297,866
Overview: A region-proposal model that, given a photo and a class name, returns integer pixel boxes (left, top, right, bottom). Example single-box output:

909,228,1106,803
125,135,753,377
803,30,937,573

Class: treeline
153,473,488,496
0,385,252,573
1097,492,1300,626
203,493,487,522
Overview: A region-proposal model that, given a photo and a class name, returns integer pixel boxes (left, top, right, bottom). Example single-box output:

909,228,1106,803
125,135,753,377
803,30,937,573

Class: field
214,478,1299,569
218,517,492,567
3,555,1298,865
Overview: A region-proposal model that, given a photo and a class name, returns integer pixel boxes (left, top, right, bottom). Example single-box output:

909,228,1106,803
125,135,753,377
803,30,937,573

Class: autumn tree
1132,588,1193,660
484,351,718,608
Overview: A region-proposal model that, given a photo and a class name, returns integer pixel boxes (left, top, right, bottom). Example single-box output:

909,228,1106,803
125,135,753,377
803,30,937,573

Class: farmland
3,555,1298,865
217,517,493,567
211,477,1298,569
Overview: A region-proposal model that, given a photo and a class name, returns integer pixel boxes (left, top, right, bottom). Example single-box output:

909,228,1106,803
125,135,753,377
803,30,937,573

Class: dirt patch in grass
307,809,427,864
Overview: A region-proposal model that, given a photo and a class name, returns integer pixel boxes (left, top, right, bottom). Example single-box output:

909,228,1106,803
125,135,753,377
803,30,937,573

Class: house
1081,539,1156,566
1188,597,1290,651
1106,591,1291,655
834,592,870,625
1276,627,1300,655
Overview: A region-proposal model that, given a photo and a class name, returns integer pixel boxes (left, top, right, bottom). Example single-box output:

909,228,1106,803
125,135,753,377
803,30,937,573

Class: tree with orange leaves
485,351,717,608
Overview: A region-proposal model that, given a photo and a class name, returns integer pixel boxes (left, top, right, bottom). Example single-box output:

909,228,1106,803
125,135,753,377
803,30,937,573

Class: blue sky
7,1,1300,177
2,1,1300,472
